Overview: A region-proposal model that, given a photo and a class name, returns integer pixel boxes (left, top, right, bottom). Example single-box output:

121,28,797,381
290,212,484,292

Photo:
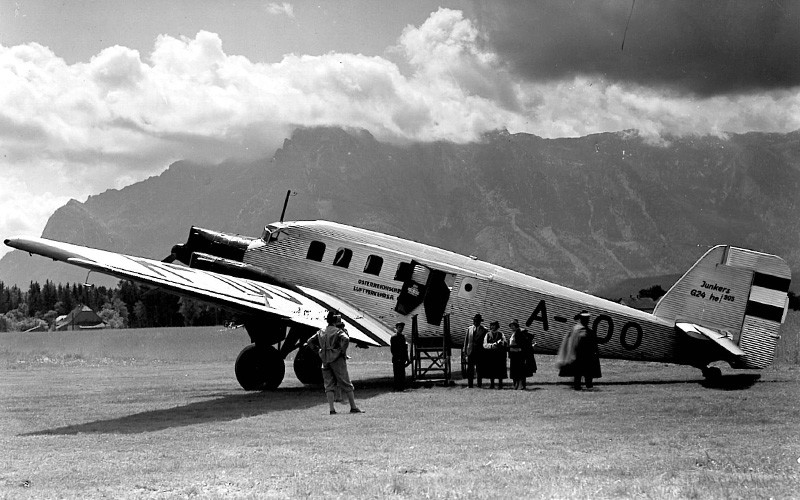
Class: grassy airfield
1,316,799,499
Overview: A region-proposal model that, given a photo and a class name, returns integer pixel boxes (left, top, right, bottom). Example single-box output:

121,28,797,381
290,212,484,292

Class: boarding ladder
410,314,452,384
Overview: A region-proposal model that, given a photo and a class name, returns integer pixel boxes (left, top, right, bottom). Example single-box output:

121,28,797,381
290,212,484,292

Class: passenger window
364,255,383,275
394,262,413,281
333,247,353,268
306,241,326,261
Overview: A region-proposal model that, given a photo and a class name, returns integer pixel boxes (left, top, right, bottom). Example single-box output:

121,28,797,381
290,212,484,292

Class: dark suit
463,323,487,387
390,332,409,391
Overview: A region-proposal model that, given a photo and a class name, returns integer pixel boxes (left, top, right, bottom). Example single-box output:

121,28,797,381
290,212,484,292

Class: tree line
1,280,797,333
0,280,235,332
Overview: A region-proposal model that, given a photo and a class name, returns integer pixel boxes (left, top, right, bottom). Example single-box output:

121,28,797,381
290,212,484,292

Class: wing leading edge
4,237,390,347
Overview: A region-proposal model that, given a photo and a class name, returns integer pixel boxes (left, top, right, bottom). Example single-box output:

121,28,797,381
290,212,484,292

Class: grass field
1,320,799,499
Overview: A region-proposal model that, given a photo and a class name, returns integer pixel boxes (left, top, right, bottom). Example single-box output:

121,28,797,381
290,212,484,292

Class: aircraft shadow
699,373,761,390
20,374,763,436
527,373,762,390
440,373,762,390
22,377,397,436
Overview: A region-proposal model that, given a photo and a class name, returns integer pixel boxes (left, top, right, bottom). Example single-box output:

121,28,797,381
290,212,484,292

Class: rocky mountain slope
2,127,799,293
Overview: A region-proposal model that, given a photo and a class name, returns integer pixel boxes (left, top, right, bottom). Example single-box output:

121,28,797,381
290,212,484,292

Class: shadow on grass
22,377,397,436
443,374,765,390
699,373,761,390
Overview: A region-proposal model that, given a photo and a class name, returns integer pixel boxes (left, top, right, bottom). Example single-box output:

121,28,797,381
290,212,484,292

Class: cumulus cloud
0,7,799,257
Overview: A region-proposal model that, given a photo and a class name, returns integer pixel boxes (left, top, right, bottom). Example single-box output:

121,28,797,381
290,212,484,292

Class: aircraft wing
4,237,390,347
676,322,746,358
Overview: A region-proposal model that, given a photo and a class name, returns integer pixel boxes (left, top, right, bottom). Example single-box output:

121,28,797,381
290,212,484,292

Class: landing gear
701,366,722,380
293,344,323,385
234,344,285,391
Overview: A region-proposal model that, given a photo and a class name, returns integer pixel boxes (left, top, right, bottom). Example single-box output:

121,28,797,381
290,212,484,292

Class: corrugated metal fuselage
244,221,684,364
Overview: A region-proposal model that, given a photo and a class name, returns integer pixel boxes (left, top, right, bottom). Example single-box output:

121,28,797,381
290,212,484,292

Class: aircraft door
394,261,454,326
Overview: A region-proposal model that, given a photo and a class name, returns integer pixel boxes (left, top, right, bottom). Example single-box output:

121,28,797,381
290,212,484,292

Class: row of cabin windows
306,240,407,279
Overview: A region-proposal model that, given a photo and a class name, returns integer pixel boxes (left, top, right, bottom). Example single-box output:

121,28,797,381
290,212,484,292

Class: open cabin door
394,260,454,326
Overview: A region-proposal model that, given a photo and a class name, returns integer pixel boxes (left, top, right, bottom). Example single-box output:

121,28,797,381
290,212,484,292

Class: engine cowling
170,227,260,265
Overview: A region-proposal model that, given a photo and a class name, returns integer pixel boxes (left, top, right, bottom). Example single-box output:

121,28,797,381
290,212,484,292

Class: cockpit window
261,225,287,243
333,247,353,268
364,255,383,275
306,241,326,261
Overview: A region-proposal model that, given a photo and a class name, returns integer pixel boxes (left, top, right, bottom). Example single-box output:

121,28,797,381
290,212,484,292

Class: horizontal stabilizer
676,322,745,358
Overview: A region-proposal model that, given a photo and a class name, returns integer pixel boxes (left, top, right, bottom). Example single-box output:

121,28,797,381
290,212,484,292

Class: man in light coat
306,311,363,414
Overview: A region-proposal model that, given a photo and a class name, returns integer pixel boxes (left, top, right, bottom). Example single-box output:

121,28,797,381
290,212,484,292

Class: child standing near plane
306,311,363,414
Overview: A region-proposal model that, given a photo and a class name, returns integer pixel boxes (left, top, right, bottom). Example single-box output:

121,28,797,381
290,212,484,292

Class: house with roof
55,305,105,331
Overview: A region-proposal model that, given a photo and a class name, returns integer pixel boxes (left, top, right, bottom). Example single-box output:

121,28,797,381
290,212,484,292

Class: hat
395,322,405,328
326,311,341,322
574,310,590,320
509,319,520,328
489,320,500,328
473,313,483,322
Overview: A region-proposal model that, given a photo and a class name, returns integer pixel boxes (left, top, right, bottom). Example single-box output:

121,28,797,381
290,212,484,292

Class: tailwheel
234,344,285,391
293,344,324,385
701,366,722,380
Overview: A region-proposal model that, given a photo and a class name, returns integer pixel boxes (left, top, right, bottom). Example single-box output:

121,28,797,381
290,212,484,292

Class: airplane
5,218,792,390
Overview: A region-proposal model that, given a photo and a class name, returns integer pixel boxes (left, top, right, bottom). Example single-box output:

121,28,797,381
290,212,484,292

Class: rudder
653,245,791,368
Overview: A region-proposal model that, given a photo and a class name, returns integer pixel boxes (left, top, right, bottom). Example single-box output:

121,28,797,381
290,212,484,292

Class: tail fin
653,245,791,368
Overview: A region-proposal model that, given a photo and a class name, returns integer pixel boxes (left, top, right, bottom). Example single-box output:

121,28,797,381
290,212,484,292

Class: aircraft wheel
234,344,285,391
702,366,722,380
293,344,323,385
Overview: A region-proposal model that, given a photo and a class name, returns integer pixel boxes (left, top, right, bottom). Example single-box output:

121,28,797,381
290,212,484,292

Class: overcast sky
1,0,799,258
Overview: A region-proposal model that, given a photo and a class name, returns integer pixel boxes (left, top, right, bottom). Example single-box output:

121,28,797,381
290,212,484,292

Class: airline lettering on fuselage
525,299,644,350
353,279,401,301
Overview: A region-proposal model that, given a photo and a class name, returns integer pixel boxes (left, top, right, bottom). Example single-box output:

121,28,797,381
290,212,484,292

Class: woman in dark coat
556,311,601,390
507,319,534,389
482,321,507,389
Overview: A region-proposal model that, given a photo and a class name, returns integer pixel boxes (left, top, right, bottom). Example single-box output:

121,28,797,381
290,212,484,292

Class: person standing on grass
556,310,602,390
463,313,487,388
507,319,534,390
305,311,363,414
482,320,507,389
390,322,410,391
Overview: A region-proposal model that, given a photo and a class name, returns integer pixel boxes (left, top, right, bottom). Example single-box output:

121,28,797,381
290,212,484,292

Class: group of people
465,310,601,391
463,314,538,390
305,308,602,414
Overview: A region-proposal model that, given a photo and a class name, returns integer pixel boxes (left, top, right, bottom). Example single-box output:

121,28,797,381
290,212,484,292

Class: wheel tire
293,344,324,385
701,366,722,380
234,344,285,391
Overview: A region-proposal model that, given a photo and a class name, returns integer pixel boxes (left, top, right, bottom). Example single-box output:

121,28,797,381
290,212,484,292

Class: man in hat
556,311,602,390
305,311,363,414
390,322,409,391
463,313,487,388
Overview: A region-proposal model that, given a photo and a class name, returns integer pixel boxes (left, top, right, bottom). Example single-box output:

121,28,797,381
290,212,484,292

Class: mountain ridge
2,126,798,293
